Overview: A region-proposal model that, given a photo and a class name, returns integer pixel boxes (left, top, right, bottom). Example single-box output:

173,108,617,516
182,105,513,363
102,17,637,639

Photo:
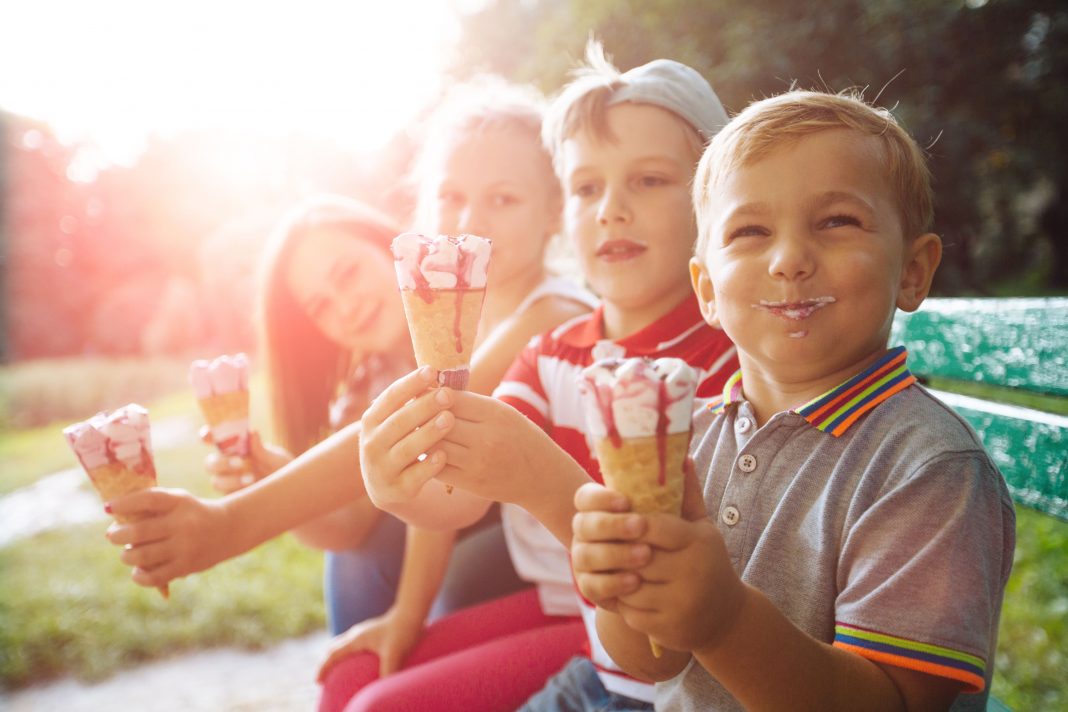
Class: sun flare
0,0,460,164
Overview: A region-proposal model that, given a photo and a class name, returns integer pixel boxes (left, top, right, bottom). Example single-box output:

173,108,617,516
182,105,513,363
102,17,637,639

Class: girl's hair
410,75,558,231
693,89,934,256
257,195,399,454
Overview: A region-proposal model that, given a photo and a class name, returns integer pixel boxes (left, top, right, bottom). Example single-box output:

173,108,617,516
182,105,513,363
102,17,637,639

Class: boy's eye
820,214,861,229
490,193,518,208
727,224,769,240
438,191,463,207
571,182,598,198
636,174,668,188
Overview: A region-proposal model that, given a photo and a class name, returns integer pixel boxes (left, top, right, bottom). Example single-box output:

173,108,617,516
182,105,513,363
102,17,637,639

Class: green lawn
0,368,326,688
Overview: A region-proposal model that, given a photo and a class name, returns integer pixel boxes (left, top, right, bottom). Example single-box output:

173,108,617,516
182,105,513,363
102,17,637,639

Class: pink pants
318,588,586,712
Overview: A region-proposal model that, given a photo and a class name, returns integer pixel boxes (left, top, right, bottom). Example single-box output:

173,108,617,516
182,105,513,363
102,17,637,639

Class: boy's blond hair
412,75,557,231
693,90,934,256
542,41,727,178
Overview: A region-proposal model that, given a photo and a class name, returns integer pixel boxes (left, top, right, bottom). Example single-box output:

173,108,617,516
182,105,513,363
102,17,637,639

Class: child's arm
318,525,456,681
585,474,963,711
106,419,368,587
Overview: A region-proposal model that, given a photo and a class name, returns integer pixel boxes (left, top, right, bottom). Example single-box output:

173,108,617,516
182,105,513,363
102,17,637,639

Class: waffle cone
594,431,690,516
400,288,485,387
86,460,158,525
196,390,249,427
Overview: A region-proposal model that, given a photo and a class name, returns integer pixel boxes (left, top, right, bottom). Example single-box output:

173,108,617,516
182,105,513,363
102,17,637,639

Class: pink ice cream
188,353,250,457
580,357,698,484
63,403,154,475
391,233,492,293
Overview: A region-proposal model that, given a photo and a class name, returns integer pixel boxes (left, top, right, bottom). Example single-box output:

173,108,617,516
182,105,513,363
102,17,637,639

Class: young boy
570,90,1016,711
357,46,738,709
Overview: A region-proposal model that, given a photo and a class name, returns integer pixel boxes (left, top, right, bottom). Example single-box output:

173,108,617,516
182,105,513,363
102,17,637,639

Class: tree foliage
451,0,1068,294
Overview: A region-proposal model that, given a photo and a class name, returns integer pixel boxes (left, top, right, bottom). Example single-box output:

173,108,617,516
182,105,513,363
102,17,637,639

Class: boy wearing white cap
357,43,738,710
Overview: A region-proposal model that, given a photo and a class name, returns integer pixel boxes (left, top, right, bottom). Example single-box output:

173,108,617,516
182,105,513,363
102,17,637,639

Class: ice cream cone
189,354,251,458
400,288,485,389
580,357,699,657
64,404,169,599
392,233,492,390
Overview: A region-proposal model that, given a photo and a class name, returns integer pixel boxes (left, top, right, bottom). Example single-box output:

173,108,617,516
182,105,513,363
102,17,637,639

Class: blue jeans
521,656,655,712
324,509,526,635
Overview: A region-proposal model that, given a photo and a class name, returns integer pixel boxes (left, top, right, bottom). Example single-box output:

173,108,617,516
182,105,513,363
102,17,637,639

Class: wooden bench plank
892,298,1068,397
932,390,1068,521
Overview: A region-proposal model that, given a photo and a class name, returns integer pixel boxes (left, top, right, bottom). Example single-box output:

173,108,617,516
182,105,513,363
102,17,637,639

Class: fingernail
229,456,244,468
104,502,113,514
430,451,444,465
241,474,255,486
434,413,450,430
435,388,451,405
624,514,643,535
420,366,434,381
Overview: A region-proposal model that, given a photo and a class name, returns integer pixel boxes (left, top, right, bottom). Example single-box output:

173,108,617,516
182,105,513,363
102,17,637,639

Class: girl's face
285,225,407,356
429,126,560,286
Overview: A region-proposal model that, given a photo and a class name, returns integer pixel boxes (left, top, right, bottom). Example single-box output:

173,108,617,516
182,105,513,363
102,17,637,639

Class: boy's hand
435,391,571,507
359,367,454,509
105,488,233,587
616,466,747,654
317,605,424,683
570,482,651,611
204,431,292,494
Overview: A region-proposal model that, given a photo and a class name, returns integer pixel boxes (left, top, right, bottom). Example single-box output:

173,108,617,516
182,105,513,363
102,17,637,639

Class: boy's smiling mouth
596,239,647,262
752,296,836,321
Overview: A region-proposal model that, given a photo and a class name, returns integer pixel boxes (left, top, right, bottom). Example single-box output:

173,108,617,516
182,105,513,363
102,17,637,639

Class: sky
0,0,471,166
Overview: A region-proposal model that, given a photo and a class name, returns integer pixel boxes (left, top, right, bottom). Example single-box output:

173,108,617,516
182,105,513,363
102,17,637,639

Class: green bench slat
932,390,1068,521
892,298,1068,397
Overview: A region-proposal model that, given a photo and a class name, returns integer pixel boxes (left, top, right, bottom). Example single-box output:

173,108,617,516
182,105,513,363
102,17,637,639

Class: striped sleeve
833,623,986,692
492,336,551,430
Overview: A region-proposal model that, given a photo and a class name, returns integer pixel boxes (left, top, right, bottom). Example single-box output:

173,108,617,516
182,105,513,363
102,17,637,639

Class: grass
0,359,325,688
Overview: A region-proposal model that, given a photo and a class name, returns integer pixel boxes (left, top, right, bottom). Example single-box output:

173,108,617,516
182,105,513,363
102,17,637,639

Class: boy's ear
897,232,942,313
689,257,720,328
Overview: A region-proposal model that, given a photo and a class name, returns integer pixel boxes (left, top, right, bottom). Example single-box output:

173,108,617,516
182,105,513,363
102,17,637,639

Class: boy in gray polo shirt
570,90,1015,711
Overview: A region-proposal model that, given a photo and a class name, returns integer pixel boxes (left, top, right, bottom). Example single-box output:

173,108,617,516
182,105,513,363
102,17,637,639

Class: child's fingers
369,388,451,459
638,512,700,551
209,472,255,494
106,515,172,547
573,482,631,514
388,408,454,466
362,367,437,428
679,460,708,522
393,450,447,500
572,539,651,575
574,570,641,605
198,424,213,445
572,510,647,544
106,487,182,519
119,540,172,570
131,561,178,589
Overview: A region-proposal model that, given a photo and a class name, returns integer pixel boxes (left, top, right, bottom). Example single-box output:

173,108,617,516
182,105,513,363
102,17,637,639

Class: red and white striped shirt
492,294,738,703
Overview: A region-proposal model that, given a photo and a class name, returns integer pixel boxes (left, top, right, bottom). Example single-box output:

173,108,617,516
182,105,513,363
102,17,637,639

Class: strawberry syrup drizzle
656,380,669,485
400,238,478,354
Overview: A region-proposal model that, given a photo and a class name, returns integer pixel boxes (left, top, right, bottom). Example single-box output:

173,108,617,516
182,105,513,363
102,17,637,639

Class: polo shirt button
722,506,741,526
735,417,752,433
737,453,757,473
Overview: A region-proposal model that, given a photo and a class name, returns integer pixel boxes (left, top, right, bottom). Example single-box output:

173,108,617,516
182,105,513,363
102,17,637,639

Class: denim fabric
520,657,654,712
324,511,527,635
324,513,407,635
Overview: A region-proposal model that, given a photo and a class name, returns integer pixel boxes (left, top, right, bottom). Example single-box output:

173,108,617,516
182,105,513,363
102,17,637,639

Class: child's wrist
693,578,752,656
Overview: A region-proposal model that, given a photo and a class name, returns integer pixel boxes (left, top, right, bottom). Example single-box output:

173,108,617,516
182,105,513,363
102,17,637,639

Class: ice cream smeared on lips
391,233,492,389
580,357,697,485
189,353,251,457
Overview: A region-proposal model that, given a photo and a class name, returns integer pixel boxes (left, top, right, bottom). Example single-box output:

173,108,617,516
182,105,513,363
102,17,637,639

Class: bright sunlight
0,0,463,165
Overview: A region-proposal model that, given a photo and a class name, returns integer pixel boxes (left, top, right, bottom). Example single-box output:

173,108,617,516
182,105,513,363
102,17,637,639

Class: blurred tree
451,0,1068,295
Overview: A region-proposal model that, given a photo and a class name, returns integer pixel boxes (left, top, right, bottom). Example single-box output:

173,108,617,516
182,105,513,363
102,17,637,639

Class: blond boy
571,90,1015,711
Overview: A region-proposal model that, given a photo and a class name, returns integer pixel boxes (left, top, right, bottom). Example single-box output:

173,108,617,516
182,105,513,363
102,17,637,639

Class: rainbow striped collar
707,347,916,437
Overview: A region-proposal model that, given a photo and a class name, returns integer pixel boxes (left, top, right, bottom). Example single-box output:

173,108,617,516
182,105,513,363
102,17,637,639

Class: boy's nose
768,234,816,280
596,188,631,226
457,207,486,236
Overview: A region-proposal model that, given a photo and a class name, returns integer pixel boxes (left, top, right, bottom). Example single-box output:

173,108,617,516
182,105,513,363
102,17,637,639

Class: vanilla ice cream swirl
580,357,698,442
391,233,492,291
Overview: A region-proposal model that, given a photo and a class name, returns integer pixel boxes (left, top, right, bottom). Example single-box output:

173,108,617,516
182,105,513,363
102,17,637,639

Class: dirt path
1,631,329,711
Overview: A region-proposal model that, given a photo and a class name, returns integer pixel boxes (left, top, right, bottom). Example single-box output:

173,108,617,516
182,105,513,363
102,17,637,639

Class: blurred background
1,0,1064,709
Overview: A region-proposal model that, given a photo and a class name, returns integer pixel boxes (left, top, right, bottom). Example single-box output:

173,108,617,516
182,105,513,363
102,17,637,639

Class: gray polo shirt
656,348,1016,712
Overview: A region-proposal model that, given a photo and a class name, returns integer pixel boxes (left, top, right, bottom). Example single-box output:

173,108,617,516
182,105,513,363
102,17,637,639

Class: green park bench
891,296,1068,712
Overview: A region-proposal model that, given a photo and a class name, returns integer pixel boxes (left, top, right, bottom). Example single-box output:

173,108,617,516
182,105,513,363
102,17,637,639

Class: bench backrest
892,297,1068,521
